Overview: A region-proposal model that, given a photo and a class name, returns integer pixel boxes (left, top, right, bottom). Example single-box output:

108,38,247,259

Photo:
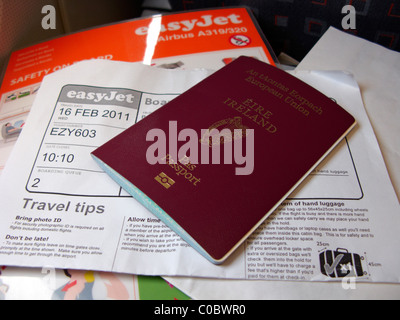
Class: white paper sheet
166,276,400,300
297,27,400,201
0,60,399,287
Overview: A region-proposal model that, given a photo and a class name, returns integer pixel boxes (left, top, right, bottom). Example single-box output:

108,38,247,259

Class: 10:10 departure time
42,152,75,163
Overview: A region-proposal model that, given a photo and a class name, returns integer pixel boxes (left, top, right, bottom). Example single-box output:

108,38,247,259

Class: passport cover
92,57,356,264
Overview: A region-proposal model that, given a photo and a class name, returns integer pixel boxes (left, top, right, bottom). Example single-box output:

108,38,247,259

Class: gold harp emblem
200,117,249,147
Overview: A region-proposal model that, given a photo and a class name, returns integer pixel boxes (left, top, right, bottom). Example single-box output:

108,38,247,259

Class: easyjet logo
135,14,243,36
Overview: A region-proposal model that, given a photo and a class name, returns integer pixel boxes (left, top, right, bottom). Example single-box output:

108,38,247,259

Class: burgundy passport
92,57,356,264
